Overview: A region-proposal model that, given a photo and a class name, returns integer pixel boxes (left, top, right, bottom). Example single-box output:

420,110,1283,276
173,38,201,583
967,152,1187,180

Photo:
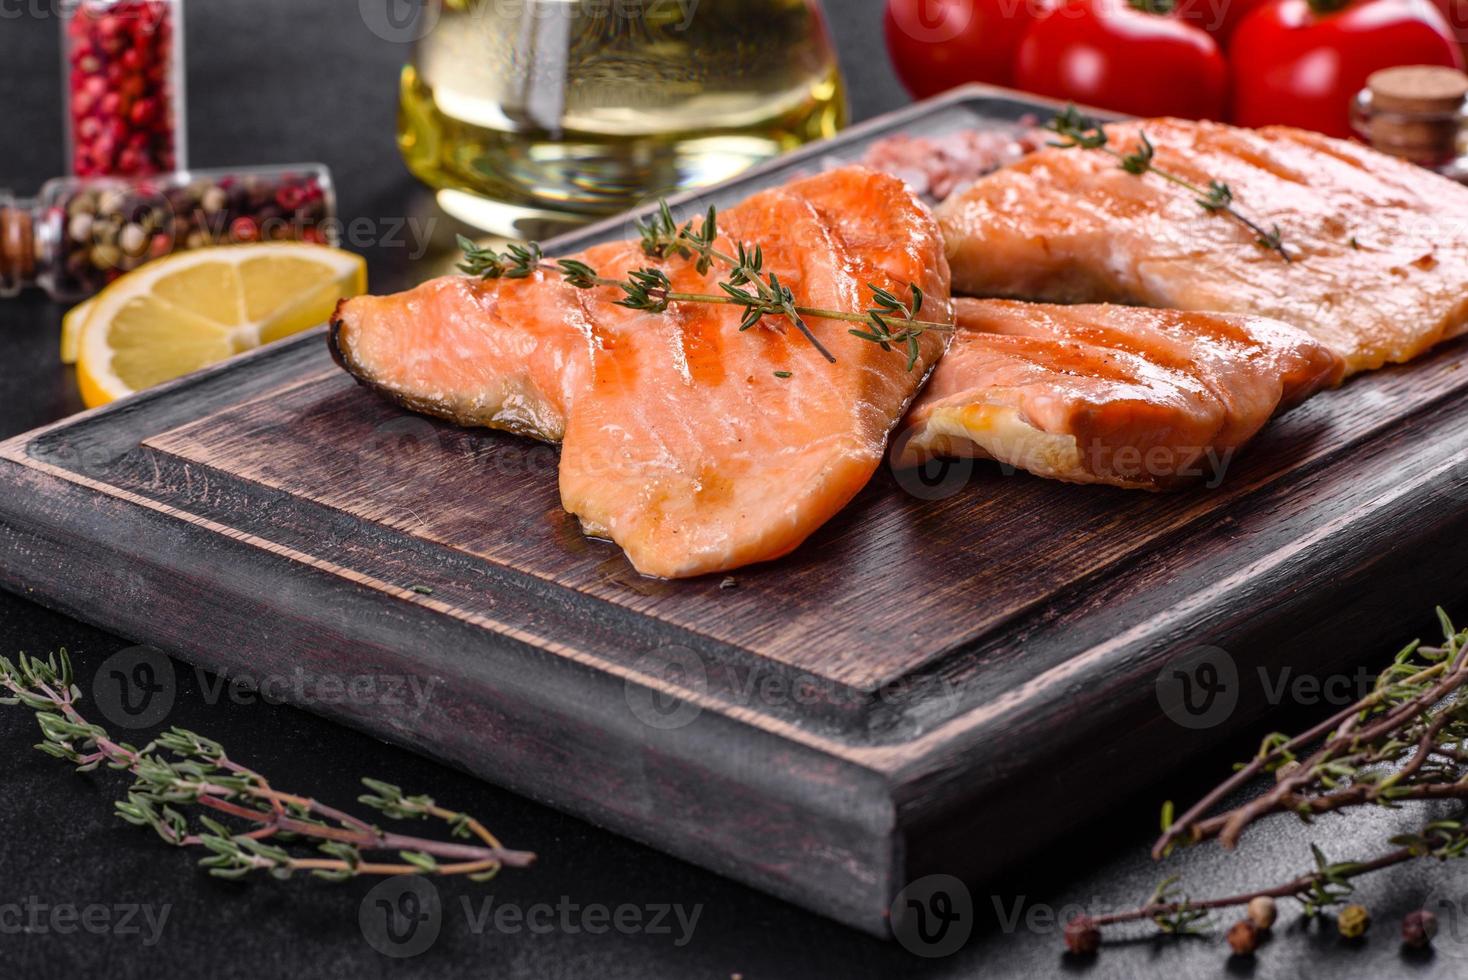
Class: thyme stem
1075,609,1468,948
1090,847,1416,929
1046,107,1293,263
456,198,956,373
0,650,534,882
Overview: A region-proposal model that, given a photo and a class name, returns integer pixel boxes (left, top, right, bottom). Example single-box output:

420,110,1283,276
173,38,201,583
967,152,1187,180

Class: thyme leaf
0,649,534,882
1046,107,1294,263
1074,607,1468,948
457,200,956,370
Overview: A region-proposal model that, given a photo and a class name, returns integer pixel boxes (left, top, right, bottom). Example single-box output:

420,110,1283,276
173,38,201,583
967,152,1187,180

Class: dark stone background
2,3,1467,977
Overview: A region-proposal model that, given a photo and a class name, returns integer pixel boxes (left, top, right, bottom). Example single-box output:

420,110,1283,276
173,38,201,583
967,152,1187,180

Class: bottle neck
0,197,38,298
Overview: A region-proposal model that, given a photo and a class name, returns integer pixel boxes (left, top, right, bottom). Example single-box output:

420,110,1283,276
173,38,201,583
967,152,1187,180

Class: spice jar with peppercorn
0,165,337,301
61,0,186,177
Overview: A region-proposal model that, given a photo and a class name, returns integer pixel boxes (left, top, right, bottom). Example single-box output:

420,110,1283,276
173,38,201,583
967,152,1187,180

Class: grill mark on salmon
331,166,953,578
896,299,1344,491
938,118,1468,375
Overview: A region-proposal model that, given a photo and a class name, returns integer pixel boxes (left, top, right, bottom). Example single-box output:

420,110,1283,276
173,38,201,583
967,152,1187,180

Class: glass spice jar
0,164,337,301
1351,65,1468,183
62,0,186,177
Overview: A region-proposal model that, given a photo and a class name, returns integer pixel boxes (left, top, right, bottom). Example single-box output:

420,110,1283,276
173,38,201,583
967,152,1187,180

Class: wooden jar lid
1368,65,1468,114
0,207,35,288
1362,65,1468,165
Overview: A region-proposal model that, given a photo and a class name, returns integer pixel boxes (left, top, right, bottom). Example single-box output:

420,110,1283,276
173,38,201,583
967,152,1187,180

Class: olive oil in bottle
398,0,847,237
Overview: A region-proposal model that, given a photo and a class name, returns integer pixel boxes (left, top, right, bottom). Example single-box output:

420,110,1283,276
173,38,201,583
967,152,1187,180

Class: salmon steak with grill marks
938,117,1468,376
895,299,1344,491
330,166,954,578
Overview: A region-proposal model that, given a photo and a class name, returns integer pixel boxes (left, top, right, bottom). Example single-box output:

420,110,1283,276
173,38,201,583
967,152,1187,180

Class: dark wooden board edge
0,447,905,934
6,350,1468,934
895,394,1468,885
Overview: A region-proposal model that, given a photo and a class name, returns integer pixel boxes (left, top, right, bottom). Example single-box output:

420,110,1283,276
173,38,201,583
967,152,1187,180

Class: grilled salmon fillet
939,118,1468,375
331,167,953,578
896,299,1344,491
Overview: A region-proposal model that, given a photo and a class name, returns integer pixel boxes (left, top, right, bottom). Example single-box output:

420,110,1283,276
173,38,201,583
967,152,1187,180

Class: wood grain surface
3,88,1468,935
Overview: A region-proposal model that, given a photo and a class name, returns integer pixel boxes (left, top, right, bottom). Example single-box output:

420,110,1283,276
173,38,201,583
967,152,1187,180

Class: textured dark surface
3,3,1468,978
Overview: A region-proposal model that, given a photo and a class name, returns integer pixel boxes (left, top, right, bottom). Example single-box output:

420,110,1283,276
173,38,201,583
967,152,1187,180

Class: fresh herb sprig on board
1067,609,1468,955
1,650,533,882
455,198,954,371
1046,106,1293,263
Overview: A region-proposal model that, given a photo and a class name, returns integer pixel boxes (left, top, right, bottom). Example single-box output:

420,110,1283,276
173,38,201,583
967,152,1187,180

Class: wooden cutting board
4,87,1468,936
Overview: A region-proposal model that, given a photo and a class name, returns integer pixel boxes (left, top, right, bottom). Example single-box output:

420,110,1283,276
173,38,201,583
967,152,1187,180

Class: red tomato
1014,0,1229,119
883,0,1046,97
1231,0,1464,138
1173,0,1273,45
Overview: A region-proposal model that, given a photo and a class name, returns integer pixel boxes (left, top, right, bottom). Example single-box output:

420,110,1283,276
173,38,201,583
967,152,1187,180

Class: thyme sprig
1158,608,1468,857
1,650,534,882
1046,107,1292,263
1074,609,1468,949
1082,837,1441,933
455,197,955,372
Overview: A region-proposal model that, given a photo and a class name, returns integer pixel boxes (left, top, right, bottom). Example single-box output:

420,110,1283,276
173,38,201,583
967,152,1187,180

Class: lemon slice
75,243,367,408
60,298,93,365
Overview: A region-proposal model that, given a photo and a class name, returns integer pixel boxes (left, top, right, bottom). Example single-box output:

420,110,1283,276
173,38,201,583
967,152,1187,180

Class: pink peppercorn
229,216,260,243
62,0,185,178
276,185,307,211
